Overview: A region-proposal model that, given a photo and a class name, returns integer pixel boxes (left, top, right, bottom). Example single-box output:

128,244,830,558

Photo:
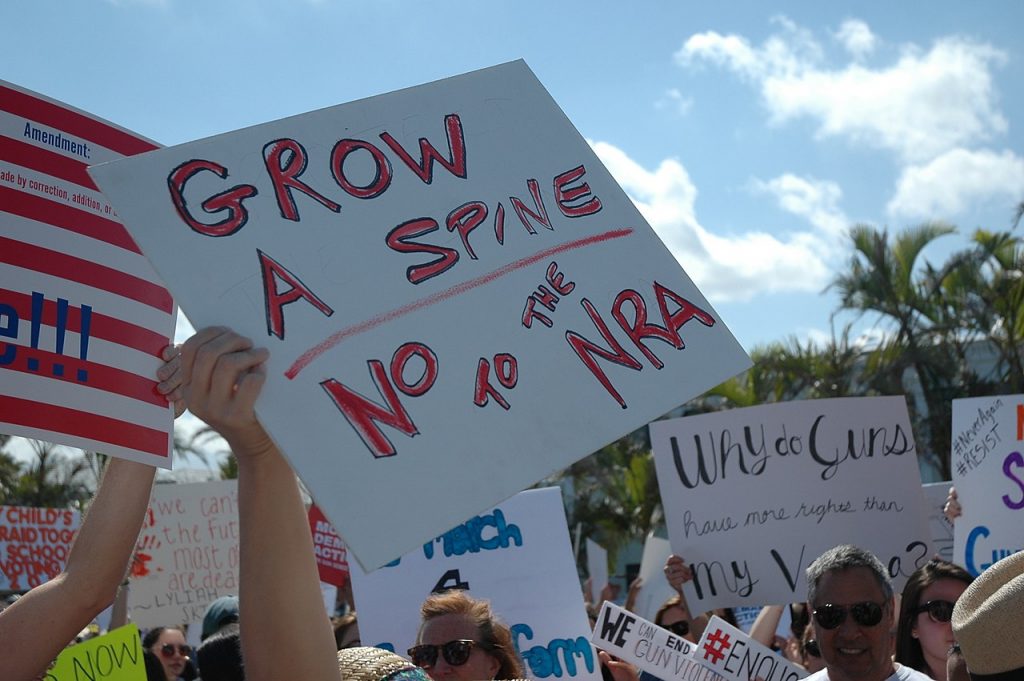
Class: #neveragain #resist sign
90,60,749,570
951,395,1024,575
0,81,174,467
650,396,932,610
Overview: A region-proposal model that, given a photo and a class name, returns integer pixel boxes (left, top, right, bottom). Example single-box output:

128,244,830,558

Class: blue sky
5,1,1023,352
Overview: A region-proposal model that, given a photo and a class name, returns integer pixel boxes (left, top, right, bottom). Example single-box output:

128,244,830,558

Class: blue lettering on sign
964,525,1022,577
423,509,522,559
512,623,594,678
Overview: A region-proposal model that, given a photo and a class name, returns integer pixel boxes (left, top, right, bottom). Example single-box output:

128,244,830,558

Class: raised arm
0,339,195,681
179,327,338,681
0,456,156,681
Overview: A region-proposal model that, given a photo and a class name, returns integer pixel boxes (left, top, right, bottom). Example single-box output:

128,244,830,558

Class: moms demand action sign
91,60,749,570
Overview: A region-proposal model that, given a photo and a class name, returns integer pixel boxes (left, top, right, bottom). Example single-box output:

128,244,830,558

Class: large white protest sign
0,81,174,467
694,615,805,681
90,60,750,569
129,480,239,627
349,487,599,681
650,396,932,610
0,505,80,590
951,395,1024,575
591,601,715,681
633,534,676,621
923,482,954,563
586,538,608,602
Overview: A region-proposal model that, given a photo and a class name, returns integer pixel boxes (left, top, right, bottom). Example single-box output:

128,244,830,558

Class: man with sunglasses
803,545,932,681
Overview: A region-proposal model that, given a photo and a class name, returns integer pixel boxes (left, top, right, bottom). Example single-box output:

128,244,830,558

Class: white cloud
834,19,877,59
656,88,694,116
753,174,849,240
678,22,1007,162
887,148,1024,220
590,140,833,303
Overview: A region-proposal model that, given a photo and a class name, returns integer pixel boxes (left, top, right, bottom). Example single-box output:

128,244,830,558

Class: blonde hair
419,591,525,679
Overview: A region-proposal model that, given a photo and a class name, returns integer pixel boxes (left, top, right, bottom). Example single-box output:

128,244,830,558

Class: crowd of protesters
1,327,1021,681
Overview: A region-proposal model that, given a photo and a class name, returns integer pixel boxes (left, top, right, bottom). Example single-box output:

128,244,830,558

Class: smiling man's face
812,567,895,681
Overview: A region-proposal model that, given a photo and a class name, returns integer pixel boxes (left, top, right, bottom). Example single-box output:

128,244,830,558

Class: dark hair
895,559,973,676
334,612,360,650
806,544,893,605
197,622,244,681
419,591,524,679
142,626,186,650
654,594,688,626
143,649,167,681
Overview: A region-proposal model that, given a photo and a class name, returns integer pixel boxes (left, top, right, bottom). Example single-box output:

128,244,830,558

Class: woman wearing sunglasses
142,627,193,681
409,590,524,680
895,559,973,681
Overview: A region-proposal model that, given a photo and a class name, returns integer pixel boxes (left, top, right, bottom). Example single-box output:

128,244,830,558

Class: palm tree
1,440,91,508
831,222,961,479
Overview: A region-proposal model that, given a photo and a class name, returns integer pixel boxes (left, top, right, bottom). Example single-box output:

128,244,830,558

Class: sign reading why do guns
90,60,750,570
951,394,1024,575
0,81,174,467
349,487,599,681
650,396,932,610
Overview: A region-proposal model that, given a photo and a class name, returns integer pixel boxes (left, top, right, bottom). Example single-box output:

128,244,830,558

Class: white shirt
804,663,935,681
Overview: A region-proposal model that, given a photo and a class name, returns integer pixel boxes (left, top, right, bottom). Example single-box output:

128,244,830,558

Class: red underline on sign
285,226,635,380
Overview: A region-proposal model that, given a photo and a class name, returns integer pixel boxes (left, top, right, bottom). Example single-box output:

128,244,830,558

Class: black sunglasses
813,601,885,630
159,643,191,658
803,639,821,658
912,599,954,623
408,640,481,668
661,620,689,638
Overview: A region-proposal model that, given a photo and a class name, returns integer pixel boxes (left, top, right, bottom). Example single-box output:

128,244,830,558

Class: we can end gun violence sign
90,61,750,570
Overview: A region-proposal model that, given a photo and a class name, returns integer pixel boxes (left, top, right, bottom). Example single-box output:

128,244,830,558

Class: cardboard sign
128,480,239,627
308,504,349,587
922,482,955,563
633,534,676,622
0,80,174,467
0,505,80,590
650,396,932,609
951,395,1024,575
694,615,805,681
591,601,716,681
586,538,608,602
43,623,144,681
349,487,600,681
90,60,750,570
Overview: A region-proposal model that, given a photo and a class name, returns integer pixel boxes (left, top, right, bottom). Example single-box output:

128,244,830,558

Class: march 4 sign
0,505,80,590
129,481,239,627
90,60,750,570
951,395,1024,575
349,487,599,681
0,80,174,467
650,396,932,610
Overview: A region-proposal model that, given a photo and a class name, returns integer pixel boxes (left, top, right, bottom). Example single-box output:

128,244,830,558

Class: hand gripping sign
90,60,750,570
